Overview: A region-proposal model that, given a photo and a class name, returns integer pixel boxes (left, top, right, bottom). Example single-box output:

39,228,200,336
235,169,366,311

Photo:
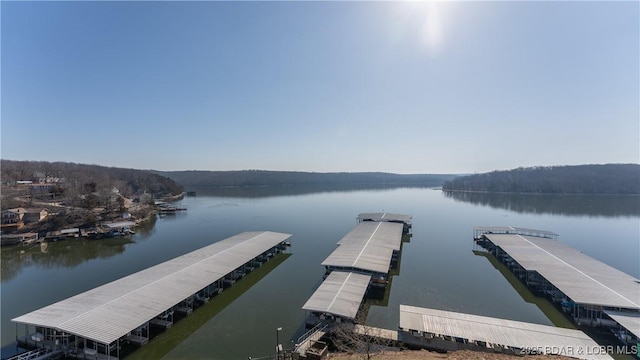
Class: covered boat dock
322,221,405,278
475,227,640,343
603,310,640,345
299,212,411,350
399,305,613,360
357,212,412,233
12,231,292,359
473,226,558,240
302,271,372,322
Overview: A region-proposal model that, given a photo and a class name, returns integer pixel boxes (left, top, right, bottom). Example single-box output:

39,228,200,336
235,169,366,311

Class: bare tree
329,311,396,360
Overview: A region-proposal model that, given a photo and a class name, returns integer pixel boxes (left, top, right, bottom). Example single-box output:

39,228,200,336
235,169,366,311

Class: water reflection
0,237,131,282
187,184,432,198
443,191,640,217
134,216,158,239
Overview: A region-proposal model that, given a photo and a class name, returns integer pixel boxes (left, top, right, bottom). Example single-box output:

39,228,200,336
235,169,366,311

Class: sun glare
393,1,446,55
421,2,444,53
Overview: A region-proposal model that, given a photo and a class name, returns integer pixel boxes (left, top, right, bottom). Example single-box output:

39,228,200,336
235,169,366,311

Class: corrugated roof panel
603,310,640,338
302,271,371,319
357,212,412,224
337,222,403,251
12,231,292,344
399,305,612,360
474,226,558,237
322,222,403,274
485,234,640,309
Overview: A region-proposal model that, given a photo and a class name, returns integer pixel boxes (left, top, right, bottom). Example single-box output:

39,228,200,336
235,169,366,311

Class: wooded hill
442,164,640,194
1,160,184,205
154,170,458,188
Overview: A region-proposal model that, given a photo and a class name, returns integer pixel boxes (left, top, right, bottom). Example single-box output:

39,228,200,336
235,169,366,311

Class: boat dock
12,231,292,360
294,323,329,357
398,305,613,360
0,232,40,246
3,348,63,360
357,212,412,233
155,201,187,215
321,220,406,281
474,226,640,346
302,271,372,323
297,212,411,355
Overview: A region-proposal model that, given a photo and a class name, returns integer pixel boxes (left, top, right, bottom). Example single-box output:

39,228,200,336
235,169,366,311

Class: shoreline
327,349,576,360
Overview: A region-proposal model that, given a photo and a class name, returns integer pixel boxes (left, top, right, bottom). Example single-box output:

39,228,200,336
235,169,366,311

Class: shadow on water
444,191,640,218
125,253,292,360
0,215,163,283
366,233,411,309
132,216,158,239
473,250,576,329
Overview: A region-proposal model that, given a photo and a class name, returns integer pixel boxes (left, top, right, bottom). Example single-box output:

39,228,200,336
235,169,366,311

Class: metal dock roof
485,234,640,310
336,221,403,251
399,305,612,360
321,222,404,274
357,212,412,224
474,226,558,238
12,231,292,345
603,310,640,338
302,271,371,319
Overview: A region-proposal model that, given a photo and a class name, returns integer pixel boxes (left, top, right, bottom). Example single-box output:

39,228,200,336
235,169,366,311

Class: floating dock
321,221,405,277
0,232,40,246
12,231,292,359
357,212,412,233
300,212,411,332
399,305,613,360
474,226,640,346
302,271,372,321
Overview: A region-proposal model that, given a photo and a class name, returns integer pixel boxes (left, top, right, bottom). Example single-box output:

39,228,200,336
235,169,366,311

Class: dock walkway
294,323,329,356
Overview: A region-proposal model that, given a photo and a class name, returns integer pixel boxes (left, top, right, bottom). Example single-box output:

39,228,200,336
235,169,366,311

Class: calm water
1,187,638,359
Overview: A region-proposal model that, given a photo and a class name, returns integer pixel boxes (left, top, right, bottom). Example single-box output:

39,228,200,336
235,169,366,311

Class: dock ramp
294,323,329,356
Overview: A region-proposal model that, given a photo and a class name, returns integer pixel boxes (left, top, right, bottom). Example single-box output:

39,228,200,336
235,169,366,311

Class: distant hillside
1,160,184,200
442,164,640,194
155,170,458,188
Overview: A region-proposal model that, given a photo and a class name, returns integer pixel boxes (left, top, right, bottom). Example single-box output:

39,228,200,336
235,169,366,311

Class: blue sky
2,1,638,174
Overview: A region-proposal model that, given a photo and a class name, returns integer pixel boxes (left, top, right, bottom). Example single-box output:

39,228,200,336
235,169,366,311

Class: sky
1,1,638,174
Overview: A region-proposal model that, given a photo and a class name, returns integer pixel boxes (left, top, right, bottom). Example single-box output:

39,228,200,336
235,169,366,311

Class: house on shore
1,208,48,233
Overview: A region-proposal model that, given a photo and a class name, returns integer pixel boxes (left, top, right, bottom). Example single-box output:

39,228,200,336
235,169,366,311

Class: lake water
1,187,638,359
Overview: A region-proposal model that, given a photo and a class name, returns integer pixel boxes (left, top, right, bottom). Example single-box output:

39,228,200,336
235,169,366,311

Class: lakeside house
1,208,48,233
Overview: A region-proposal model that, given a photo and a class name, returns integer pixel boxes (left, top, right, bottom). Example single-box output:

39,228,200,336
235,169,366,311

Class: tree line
442,164,640,194
155,170,458,188
1,160,184,210
443,191,640,217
